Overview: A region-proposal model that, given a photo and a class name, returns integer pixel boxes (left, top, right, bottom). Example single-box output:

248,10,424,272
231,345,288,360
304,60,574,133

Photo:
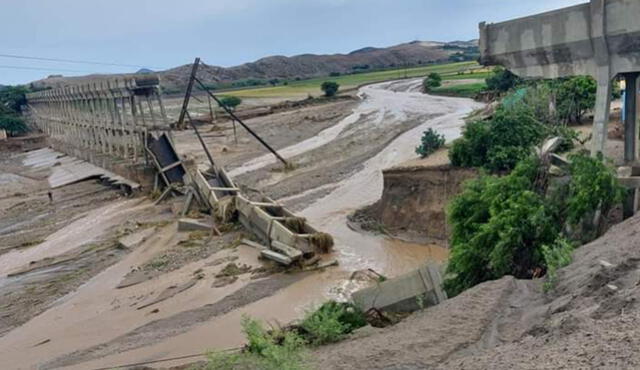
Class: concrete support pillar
624,73,639,163
591,70,612,156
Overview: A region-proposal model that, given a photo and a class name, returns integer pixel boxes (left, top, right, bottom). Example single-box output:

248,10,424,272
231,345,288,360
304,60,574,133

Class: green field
431,82,487,98
221,61,490,99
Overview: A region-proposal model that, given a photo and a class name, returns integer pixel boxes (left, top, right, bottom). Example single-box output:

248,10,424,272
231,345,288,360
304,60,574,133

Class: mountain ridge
30,39,478,90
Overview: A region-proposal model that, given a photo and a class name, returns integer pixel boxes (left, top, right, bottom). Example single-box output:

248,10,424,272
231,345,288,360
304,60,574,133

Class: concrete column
591,70,613,156
624,73,639,163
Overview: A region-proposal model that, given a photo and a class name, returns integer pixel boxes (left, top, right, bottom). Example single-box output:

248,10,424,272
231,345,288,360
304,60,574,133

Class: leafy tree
445,158,560,296
564,153,624,228
0,85,30,135
485,67,521,92
218,95,242,111
445,153,624,297
0,113,28,135
415,128,445,158
555,76,596,124
422,73,442,92
449,106,546,172
0,85,29,112
321,81,340,97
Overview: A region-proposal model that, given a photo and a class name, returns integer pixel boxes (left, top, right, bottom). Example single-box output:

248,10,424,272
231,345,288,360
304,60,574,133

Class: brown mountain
30,40,478,90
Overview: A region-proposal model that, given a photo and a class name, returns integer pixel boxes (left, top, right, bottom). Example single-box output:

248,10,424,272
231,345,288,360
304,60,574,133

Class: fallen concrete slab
352,263,447,313
178,218,212,232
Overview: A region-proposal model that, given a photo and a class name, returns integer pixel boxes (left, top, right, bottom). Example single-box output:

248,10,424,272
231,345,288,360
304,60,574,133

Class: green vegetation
218,95,242,111
0,85,30,135
445,153,623,297
205,302,367,369
222,61,486,99
555,76,597,124
320,81,340,97
485,67,521,93
430,82,487,98
542,238,574,291
565,153,625,237
422,73,442,92
206,316,308,370
299,301,367,345
415,128,445,158
449,106,547,172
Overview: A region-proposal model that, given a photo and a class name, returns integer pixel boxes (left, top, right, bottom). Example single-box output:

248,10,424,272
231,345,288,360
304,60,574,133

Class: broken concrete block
178,218,211,232
352,263,447,313
261,249,292,265
117,227,156,249
271,240,303,260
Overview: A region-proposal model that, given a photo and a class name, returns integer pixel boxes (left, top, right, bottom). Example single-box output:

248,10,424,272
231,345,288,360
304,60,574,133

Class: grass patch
204,302,367,369
431,82,487,98
205,316,308,370
542,238,574,292
299,301,367,345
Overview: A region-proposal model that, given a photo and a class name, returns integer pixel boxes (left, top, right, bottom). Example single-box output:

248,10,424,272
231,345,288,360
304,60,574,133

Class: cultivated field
213,61,491,99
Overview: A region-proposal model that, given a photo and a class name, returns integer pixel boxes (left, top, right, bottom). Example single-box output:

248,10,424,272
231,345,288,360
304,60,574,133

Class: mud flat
0,79,483,369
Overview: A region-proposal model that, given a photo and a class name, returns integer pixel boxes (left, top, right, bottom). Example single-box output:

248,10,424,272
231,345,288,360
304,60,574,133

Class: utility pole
177,57,200,130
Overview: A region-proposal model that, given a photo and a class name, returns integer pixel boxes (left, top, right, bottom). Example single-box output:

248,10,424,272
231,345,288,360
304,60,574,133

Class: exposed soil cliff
351,151,476,245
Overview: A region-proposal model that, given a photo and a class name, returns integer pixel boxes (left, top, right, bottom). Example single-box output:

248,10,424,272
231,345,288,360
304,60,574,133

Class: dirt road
0,79,482,369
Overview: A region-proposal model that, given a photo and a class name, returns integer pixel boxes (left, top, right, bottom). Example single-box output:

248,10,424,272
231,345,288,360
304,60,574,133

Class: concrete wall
480,0,640,80
480,0,640,156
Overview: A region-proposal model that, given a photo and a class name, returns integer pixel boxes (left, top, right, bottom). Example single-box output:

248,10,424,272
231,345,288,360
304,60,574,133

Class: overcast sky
0,0,585,85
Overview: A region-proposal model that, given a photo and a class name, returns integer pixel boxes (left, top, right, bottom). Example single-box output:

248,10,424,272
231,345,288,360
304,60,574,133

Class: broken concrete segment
178,218,211,232
352,263,447,313
117,227,156,249
260,249,292,266
241,239,267,250
271,240,303,261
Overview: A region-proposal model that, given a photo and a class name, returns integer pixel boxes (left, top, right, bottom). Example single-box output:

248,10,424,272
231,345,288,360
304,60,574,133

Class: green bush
206,316,308,370
542,237,574,292
449,107,546,172
0,85,30,135
300,301,366,345
485,67,521,92
445,158,560,296
218,96,242,111
0,114,28,135
415,128,445,158
565,153,625,227
321,81,340,97
423,73,442,92
555,76,596,124
445,153,624,297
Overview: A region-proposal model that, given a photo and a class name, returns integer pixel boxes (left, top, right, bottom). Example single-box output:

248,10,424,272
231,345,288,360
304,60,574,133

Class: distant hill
159,40,479,90
30,40,478,91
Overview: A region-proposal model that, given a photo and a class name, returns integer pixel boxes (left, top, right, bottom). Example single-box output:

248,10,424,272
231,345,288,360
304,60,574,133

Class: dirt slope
314,213,640,369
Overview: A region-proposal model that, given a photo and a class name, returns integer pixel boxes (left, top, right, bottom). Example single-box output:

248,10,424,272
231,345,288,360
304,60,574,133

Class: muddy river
0,78,483,369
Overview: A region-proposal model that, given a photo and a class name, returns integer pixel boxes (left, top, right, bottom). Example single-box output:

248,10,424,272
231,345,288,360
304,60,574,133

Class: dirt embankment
350,150,477,245
314,210,640,369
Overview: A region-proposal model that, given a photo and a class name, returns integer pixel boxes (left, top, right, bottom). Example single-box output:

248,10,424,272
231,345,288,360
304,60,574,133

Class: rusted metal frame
193,76,288,166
